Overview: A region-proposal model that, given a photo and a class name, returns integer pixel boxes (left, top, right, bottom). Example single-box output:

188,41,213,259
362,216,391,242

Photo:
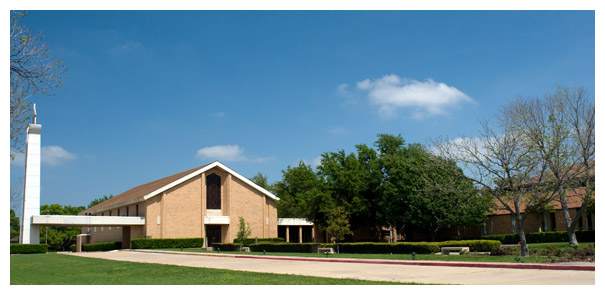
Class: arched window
206,173,221,209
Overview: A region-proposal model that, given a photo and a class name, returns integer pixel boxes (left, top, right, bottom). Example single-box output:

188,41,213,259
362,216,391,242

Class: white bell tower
20,104,41,244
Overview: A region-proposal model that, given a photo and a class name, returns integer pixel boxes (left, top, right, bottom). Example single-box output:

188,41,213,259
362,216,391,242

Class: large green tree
317,145,381,233
39,204,85,250
273,161,332,228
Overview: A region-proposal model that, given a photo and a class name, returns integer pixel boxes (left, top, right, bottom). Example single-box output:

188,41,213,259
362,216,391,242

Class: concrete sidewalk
66,250,595,285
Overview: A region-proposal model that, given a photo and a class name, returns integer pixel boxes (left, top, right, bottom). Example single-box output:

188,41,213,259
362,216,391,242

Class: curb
124,250,595,271
234,255,595,271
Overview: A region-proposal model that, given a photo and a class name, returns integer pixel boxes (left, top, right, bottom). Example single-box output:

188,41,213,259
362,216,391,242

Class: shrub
10,244,48,254
481,230,595,244
249,242,320,253
131,238,204,249
212,243,241,251
437,240,501,252
233,238,285,247
320,242,440,254
83,242,122,252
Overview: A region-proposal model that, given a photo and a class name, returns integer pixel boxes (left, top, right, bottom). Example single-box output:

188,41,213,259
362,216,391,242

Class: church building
80,161,279,248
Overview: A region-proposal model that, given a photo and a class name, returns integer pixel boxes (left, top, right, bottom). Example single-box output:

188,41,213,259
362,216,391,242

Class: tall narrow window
550,212,556,231
587,214,593,230
578,210,584,230
206,173,221,209
511,215,516,233
126,206,129,216
118,208,120,216
136,204,139,216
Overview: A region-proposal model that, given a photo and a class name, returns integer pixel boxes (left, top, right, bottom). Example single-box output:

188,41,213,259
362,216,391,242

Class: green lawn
10,253,411,285
153,242,595,264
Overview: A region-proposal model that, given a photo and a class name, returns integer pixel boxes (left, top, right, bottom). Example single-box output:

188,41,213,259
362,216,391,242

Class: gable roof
83,161,278,214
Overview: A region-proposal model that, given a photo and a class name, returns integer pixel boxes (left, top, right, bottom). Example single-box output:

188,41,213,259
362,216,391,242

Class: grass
10,253,412,285
152,242,595,264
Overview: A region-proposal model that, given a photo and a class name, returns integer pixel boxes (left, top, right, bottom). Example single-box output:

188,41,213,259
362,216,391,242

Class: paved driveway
67,251,595,285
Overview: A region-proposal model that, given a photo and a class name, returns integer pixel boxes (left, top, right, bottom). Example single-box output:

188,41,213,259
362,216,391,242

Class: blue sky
9,10,595,211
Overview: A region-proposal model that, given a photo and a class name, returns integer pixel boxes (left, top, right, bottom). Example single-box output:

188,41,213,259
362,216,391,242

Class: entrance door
206,225,221,247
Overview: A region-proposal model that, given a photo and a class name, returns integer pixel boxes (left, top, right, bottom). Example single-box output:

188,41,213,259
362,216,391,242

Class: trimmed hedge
320,242,440,254
249,242,321,253
481,230,595,244
11,244,48,254
131,238,204,249
437,240,501,252
234,238,286,246
212,243,241,251
83,242,122,252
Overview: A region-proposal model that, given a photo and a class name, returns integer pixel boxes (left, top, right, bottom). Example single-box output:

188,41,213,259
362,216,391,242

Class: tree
317,145,382,233
324,206,353,243
88,195,114,209
560,86,595,244
433,119,556,256
10,11,66,159
11,209,21,239
273,161,332,228
39,204,85,250
378,135,490,241
502,86,594,246
235,217,252,249
249,173,273,192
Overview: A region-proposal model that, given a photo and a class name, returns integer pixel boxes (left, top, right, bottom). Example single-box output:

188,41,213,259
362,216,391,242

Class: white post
20,123,42,244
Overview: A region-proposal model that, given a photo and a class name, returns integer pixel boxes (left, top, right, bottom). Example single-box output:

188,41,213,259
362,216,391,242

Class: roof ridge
83,163,211,213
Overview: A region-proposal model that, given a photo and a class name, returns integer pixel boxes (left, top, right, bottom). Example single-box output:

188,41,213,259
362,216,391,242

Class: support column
285,226,290,242
299,226,303,244
20,123,42,244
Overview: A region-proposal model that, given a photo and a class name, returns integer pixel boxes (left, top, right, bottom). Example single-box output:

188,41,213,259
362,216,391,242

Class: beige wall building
80,161,279,248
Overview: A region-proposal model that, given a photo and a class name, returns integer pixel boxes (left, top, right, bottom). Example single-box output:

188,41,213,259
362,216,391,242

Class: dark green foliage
319,242,440,254
232,238,285,246
249,242,321,253
436,240,501,252
131,238,204,249
212,243,241,251
11,209,20,239
87,195,114,209
83,242,122,252
11,244,48,254
38,204,86,250
481,230,595,244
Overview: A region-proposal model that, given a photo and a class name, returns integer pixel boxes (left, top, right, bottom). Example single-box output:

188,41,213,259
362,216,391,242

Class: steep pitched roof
82,161,278,214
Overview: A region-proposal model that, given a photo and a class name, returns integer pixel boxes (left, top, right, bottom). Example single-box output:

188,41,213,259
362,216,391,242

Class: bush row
131,238,204,249
234,237,285,246
481,230,595,244
319,242,441,254
83,242,122,252
249,242,321,253
436,240,501,252
10,244,48,254
212,243,241,251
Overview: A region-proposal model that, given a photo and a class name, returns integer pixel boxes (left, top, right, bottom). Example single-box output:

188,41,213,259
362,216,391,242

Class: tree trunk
559,194,579,246
516,214,529,257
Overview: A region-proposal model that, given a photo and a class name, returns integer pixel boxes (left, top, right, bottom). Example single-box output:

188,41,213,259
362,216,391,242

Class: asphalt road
66,250,595,285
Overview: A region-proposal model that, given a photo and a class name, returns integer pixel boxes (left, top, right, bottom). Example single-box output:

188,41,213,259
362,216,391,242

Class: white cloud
196,145,273,163
41,146,76,166
11,146,76,166
356,74,474,119
312,156,322,167
212,111,226,117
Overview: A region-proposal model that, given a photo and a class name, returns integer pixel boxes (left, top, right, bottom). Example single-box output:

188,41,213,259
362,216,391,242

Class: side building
80,161,279,248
